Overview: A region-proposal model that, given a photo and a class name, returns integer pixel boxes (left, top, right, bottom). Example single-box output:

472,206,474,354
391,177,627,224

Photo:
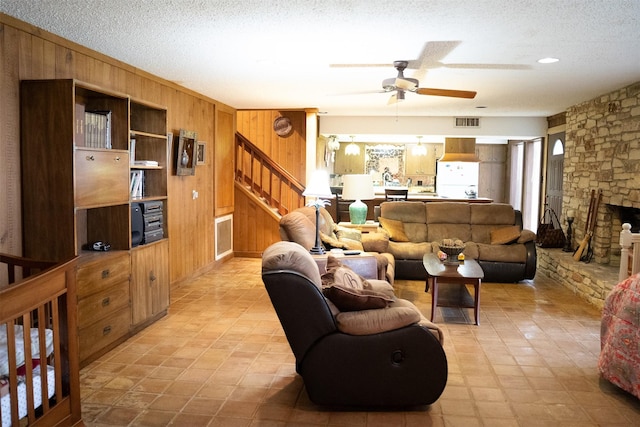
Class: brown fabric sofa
279,206,395,283
375,201,537,282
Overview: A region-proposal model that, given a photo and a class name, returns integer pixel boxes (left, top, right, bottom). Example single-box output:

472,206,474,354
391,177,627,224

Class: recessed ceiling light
538,57,559,64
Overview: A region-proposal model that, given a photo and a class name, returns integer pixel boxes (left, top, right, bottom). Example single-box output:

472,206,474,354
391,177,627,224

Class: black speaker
131,203,143,247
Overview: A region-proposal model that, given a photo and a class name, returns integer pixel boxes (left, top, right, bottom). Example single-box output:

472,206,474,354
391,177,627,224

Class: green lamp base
349,199,368,224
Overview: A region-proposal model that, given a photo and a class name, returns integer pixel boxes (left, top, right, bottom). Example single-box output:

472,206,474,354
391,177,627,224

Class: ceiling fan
382,60,476,104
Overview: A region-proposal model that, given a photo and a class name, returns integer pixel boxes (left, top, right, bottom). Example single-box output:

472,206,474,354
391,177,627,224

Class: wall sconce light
412,135,427,156
345,135,360,156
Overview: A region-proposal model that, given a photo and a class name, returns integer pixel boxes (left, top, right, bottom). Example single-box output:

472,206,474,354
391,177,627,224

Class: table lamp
302,170,333,254
342,174,375,225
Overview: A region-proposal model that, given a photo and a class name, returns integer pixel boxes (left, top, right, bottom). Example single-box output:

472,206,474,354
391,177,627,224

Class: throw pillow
378,217,410,242
517,229,536,243
320,231,347,250
335,226,362,242
321,255,372,290
323,285,394,312
490,225,521,245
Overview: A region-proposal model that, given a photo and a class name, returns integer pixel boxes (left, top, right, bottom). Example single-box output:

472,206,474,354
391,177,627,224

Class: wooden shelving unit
20,79,170,365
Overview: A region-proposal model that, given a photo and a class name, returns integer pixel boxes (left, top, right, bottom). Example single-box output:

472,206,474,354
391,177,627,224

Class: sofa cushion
262,241,322,289
379,217,410,242
471,203,516,225
335,303,421,335
380,202,428,242
426,202,471,224
323,285,394,312
490,226,521,245
477,242,527,262
388,241,432,259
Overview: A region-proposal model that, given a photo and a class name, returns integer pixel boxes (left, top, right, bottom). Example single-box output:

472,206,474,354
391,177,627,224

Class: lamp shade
342,174,375,224
303,170,332,198
342,174,375,200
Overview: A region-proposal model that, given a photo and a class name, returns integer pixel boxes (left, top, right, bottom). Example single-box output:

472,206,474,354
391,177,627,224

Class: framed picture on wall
176,129,197,176
196,141,206,165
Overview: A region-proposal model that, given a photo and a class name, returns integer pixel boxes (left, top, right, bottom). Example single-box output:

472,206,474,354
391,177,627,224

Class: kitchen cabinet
334,146,364,174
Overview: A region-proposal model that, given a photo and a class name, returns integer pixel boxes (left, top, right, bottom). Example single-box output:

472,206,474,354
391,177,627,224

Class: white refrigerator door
436,162,479,198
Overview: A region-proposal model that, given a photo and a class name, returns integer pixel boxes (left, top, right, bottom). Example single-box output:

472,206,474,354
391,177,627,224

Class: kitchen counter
327,192,493,223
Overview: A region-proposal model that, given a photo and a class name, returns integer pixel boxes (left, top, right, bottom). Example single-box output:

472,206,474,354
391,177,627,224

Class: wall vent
215,214,233,260
454,117,480,127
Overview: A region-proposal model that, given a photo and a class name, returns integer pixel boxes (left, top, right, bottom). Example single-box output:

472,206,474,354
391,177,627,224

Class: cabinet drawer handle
115,156,121,162
150,272,156,282
101,297,110,307
86,155,95,161
103,325,112,335
101,269,110,279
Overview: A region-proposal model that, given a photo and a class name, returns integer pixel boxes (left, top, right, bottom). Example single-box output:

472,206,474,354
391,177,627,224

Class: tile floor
80,257,640,426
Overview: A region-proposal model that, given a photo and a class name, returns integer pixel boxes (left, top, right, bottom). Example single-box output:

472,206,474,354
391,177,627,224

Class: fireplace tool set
573,189,602,263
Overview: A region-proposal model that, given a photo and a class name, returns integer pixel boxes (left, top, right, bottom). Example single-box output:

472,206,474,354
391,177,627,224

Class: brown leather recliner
261,241,448,407
279,206,395,284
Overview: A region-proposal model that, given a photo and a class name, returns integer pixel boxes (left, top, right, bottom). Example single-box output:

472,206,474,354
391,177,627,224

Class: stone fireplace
562,81,640,266
538,81,640,308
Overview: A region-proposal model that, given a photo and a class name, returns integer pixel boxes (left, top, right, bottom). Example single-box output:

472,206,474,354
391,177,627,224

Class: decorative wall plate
273,116,293,137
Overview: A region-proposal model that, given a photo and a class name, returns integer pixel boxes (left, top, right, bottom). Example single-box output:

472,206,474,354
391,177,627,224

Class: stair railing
235,133,305,215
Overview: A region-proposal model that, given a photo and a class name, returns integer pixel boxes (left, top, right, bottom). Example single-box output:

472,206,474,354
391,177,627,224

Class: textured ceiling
2,0,640,119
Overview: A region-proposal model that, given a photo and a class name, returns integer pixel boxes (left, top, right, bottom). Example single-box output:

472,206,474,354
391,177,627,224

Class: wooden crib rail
0,253,56,285
0,256,80,427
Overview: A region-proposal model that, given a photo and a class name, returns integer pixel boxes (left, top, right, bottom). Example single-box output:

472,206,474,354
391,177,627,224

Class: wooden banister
235,132,306,215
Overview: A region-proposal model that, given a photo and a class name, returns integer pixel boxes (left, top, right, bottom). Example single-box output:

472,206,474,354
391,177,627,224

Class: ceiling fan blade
416,87,477,99
329,63,392,68
395,77,417,91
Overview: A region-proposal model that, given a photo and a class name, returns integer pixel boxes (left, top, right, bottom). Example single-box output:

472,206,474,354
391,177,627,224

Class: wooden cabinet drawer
78,280,129,326
79,306,131,362
77,252,130,298
75,148,129,207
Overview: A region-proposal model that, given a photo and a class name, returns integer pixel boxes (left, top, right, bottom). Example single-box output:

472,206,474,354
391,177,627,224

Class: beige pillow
379,217,410,242
518,229,536,243
490,225,521,245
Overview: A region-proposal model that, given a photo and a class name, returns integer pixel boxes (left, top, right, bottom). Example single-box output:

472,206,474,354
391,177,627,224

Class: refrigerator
436,162,479,198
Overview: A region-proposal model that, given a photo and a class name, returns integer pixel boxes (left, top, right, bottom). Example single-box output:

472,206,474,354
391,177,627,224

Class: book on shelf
130,137,136,165
133,160,159,167
84,110,111,149
130,170,144,198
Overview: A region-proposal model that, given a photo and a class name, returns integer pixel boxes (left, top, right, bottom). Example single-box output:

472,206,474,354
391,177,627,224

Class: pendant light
345,135,360,156
412,136,427,156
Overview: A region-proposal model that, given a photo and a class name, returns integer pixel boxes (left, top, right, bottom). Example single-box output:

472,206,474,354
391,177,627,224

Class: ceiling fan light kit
380,59,476,103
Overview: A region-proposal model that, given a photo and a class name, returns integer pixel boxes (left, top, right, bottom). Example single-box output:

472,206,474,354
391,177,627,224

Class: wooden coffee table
423,253,484,325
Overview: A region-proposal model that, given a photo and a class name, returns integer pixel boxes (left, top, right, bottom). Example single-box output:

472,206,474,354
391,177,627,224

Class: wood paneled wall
0,14,235,285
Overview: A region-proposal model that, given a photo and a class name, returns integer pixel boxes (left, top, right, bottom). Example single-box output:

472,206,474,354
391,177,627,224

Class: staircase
235,132,306,216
